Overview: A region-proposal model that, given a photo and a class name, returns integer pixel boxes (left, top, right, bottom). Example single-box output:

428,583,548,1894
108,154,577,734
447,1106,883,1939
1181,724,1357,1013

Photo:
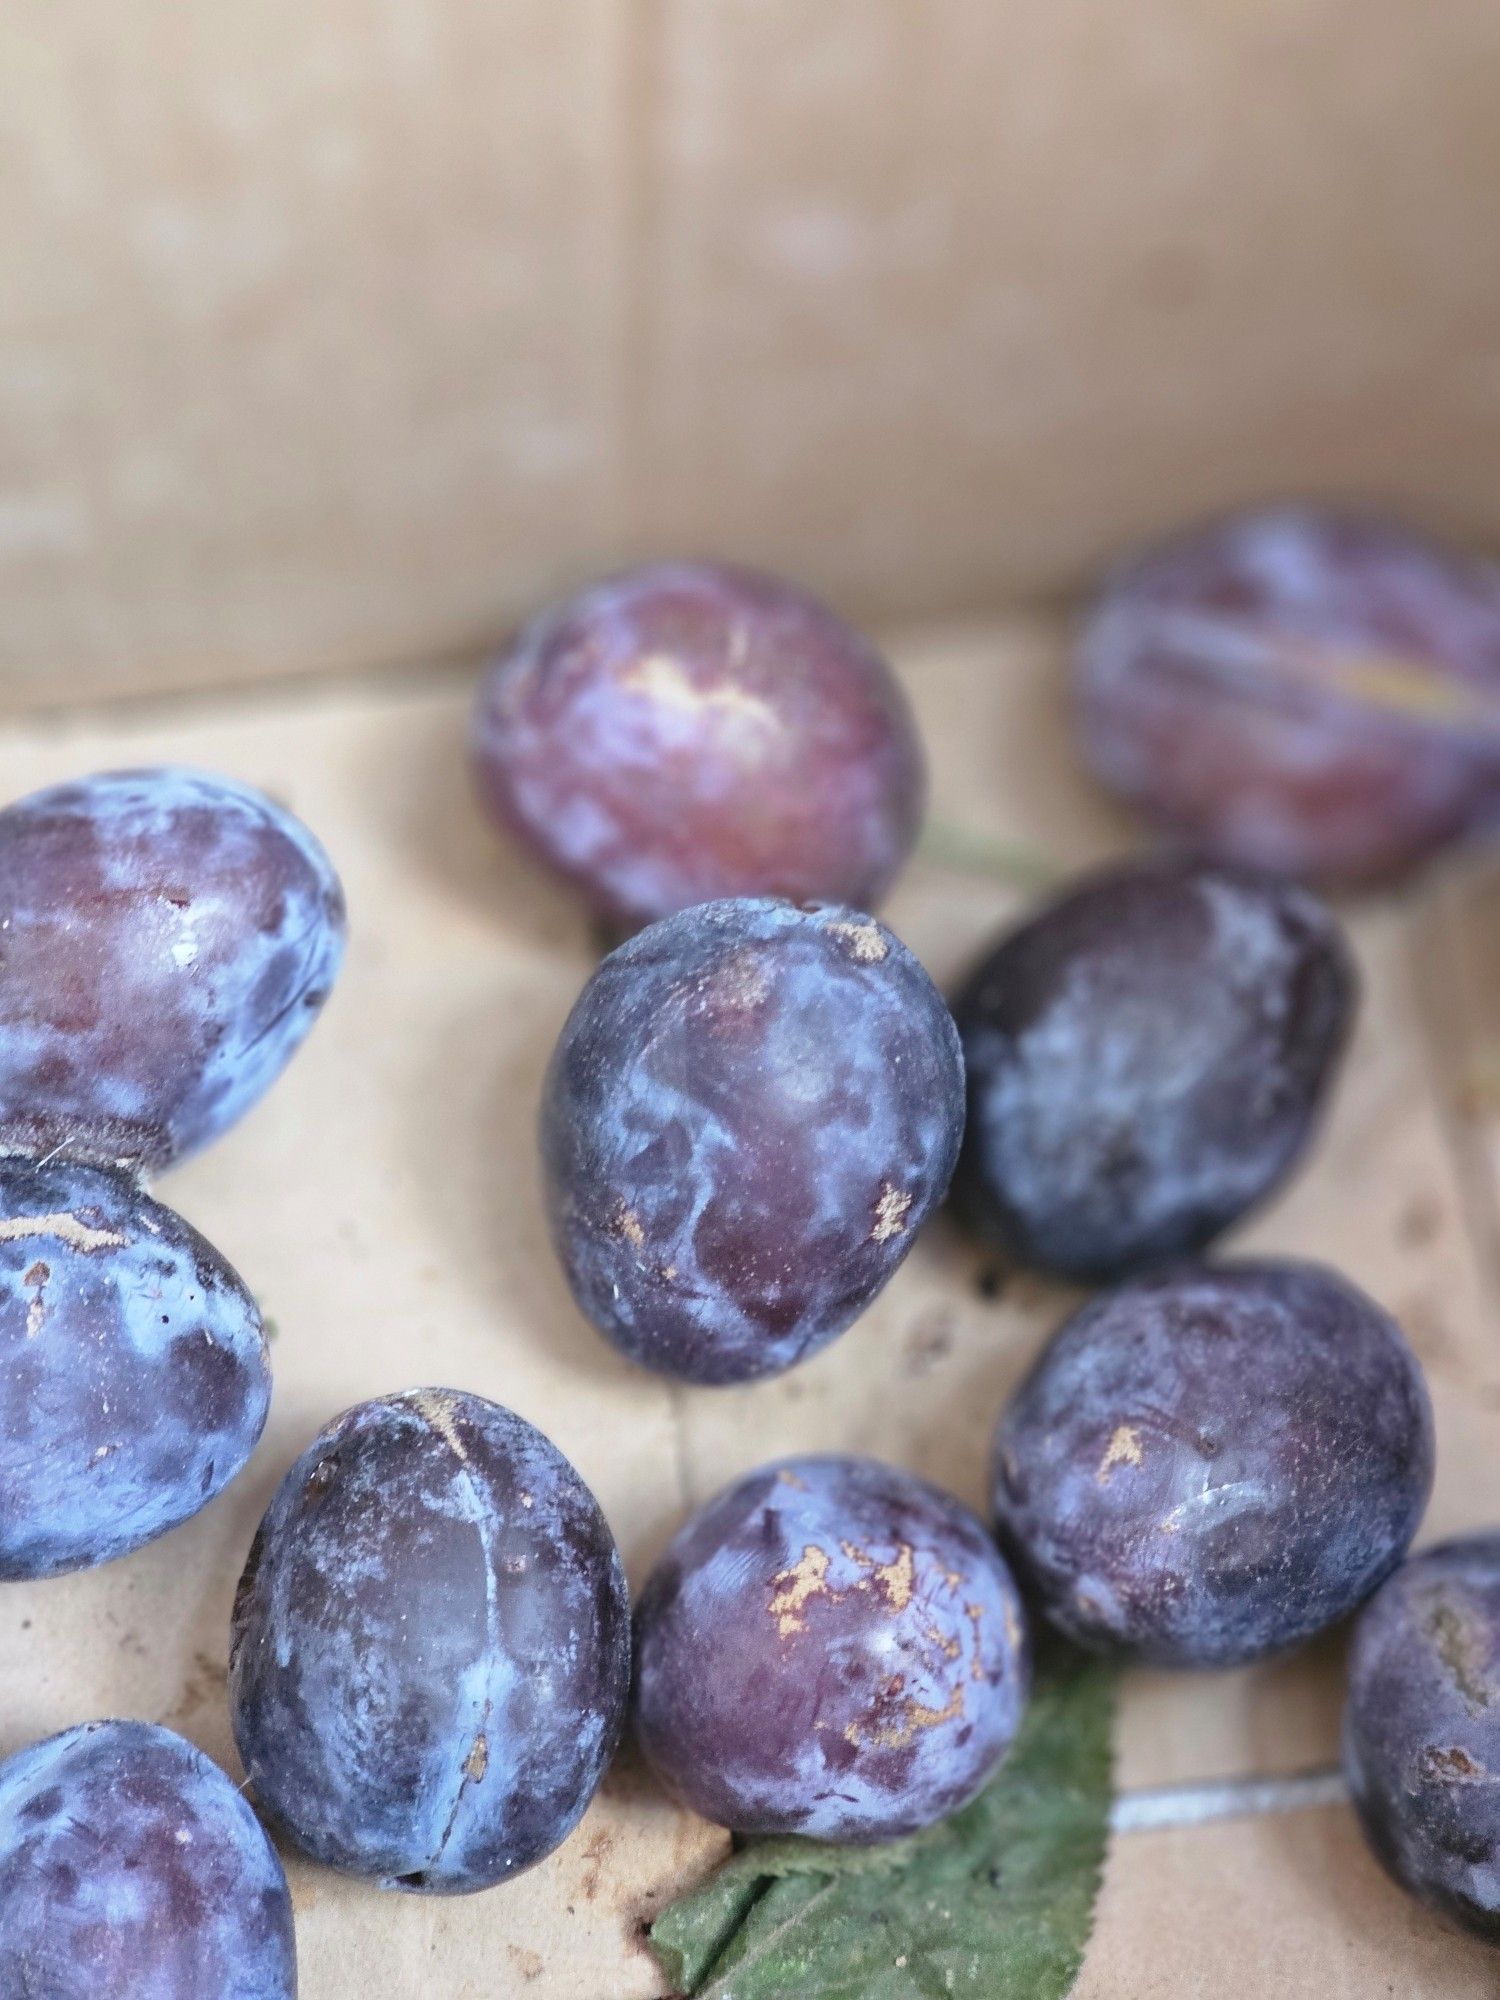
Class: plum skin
992,1262,1433,1666
634,1455,1029,1842
950,858,1354,1283
1075,505,1500,886
0,765,346,1172
0,1719,296,1999
1344,1536,1500,1941
541,897,966,1385
230,1389,631,1894
0,1156,270,1579
470,561,925,927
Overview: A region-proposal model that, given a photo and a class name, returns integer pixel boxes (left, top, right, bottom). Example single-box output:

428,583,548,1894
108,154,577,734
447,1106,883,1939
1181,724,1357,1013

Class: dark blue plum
950,858,1354,1283
634,1455,1029,1842
541,897,965,1384
230,1389,630,1894
471,561,925,927
993,1262,1433,1666
0,766,345,1172
1344,1536,1500,1941
0,1156,270,1579
0,1719,296,1999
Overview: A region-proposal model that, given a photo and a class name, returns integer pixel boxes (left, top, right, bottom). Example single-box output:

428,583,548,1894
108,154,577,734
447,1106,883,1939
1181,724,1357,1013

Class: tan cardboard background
6,2,1500,705
2,619,1498,1993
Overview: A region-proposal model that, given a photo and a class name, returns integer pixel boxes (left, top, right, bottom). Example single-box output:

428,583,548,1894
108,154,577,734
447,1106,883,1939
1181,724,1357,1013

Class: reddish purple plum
0,766,345,1171
1344,1536,1500,1941
1075,506,1500,884
540,897,965,1384
993,1262,1433,1666
634,1455,1029,1842
949,858,1354,1282
471,562,925,926
0,1720,296,1999
230,1390,630,1894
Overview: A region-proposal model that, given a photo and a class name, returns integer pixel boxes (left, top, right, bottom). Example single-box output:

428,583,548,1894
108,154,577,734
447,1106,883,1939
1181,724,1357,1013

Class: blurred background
4,0,1500,707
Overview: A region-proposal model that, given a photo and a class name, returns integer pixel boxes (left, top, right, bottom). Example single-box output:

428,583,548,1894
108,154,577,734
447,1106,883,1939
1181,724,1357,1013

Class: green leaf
650,1644,1116,2000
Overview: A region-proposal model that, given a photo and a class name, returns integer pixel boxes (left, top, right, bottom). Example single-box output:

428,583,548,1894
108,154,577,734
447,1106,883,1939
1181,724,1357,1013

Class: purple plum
0,1719,295,1998
1344,1535,1500,1941
230,1389,630,1894
1075,505,1500,885
471,562,925,926
0,766,345,1172
0,1156,270,1579
993,1262,1433,1665
540,897,965,1384
634,1454,1029,1842
949,857,1354,1282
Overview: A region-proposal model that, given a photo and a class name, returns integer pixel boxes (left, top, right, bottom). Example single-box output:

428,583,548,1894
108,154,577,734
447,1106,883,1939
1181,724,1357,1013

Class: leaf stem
918,820,1061,891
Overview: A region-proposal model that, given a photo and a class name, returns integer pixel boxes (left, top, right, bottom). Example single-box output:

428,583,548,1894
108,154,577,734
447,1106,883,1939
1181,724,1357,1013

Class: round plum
992,1262,1433,1666
0,1719,295,1999
1344,1536,1500,1940
1075,505,1500,885
634,1455,1029,1842
0,766,346,1171
949,858,1354,1283
470,562,925,927
0,1156,270,1579
229,1389,630,1894
541,897,965,1384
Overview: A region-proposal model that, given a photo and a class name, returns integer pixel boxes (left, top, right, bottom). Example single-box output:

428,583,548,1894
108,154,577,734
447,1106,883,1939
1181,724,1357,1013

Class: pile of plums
0,769,345,1995
5,511,1500,1995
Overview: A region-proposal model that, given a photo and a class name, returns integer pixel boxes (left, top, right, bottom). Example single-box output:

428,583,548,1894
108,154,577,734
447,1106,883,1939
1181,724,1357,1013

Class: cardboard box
2,618,1495,1993
7,15,1500,1985
5,3,1500,705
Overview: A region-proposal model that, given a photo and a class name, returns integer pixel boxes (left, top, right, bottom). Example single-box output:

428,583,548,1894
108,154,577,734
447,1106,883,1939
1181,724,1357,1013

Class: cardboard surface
1,0,631,704
1076,1810,1500,2000
7,3,1500,703
1,619,1497,1993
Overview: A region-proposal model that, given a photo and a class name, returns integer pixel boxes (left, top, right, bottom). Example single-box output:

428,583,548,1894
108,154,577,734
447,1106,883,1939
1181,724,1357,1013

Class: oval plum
540,897,965,1384
229,1389,630,1894
1344,1536,1500,1940
1074,505,1500,885
634,1454,1029,1842
471,562,925,927
0,1719,296,1999
0,766,346,1171
992,1262,1433,1665
949,858,1354,1283
0,1156,270,1579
